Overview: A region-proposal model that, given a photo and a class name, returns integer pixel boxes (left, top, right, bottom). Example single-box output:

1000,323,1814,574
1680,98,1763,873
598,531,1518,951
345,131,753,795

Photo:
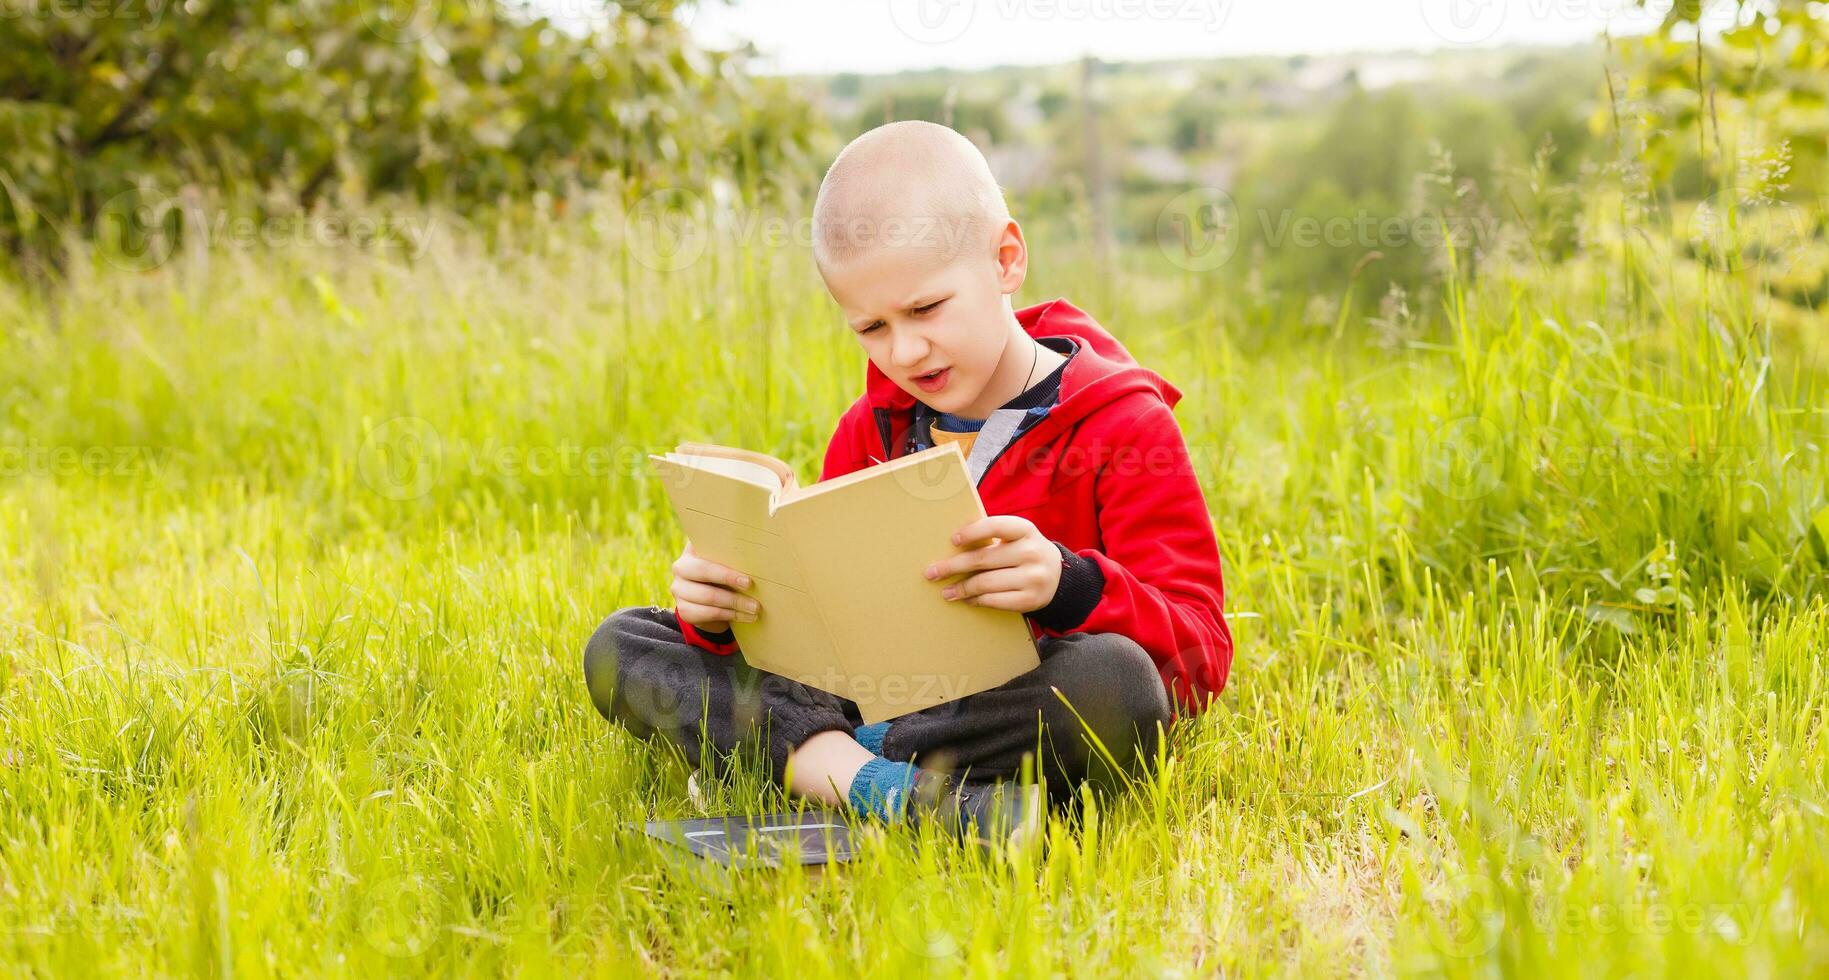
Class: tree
0,0,816,275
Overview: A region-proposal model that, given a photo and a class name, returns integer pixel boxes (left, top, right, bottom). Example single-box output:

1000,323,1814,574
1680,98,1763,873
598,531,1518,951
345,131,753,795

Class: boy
585,121,1232,844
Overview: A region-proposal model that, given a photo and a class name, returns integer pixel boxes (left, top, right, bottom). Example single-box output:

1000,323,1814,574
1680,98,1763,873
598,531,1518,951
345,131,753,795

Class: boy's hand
924,515,1063,614
671,542,760,633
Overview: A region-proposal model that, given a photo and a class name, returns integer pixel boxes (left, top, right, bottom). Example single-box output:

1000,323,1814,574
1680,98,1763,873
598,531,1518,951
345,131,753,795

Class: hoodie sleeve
819,401,879,481
676,404,876,656
1032,398,1233,717
674,616,740,655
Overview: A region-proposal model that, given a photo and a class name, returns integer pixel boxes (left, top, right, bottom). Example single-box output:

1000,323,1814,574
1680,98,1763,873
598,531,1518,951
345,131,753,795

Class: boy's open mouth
913,367,951,392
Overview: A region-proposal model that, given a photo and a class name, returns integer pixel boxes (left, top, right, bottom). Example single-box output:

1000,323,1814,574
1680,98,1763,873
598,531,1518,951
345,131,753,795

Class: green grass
2,196,1827,976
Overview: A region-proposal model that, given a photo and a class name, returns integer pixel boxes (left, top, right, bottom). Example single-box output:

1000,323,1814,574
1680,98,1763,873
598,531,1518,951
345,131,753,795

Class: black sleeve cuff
696,623,737,645
1029,541,1105,632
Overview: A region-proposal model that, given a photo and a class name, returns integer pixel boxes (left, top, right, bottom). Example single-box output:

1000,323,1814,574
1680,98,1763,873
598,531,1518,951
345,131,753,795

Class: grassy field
2,194,1827,976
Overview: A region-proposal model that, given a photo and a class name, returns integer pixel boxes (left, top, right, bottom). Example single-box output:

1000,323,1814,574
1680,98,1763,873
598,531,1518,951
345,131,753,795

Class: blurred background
5,4,1829,972
4,0,1823,319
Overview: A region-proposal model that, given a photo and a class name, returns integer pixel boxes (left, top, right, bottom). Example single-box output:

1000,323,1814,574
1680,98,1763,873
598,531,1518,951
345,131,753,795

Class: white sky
682,0,1713,76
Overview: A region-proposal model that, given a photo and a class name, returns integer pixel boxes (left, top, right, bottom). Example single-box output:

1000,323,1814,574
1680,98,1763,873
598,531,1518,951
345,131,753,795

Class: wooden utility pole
1080,56,1112,279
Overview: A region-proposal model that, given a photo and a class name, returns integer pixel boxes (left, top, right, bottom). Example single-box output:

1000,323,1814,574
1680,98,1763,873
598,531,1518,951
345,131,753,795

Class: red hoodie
677,298,1233,720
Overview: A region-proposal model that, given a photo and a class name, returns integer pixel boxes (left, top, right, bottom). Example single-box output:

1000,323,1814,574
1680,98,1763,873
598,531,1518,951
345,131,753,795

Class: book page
648,454,844,681
667,453,783,493
771,443,1040,723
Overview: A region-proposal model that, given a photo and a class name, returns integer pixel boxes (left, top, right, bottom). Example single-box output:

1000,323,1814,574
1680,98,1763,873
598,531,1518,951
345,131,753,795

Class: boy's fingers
673,580,737,611
950,568,1025,599
927,542,1016,580
674,580,760,616
677,554,753,591
676,601,735,628
961,590,1028,611
951,515,1031,548
676,600,722,622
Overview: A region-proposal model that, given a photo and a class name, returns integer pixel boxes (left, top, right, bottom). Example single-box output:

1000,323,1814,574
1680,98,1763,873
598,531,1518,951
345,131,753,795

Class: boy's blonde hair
811,120,1011,270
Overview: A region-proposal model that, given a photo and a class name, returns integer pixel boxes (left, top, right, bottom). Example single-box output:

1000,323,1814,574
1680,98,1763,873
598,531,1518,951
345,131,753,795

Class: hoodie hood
863,299,1182,438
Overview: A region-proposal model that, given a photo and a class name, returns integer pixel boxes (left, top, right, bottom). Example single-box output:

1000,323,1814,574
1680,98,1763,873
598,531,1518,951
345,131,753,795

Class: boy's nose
890,329,930,369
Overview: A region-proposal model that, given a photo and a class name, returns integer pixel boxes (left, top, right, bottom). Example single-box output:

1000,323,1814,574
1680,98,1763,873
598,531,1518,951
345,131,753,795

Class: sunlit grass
1,196,1826,975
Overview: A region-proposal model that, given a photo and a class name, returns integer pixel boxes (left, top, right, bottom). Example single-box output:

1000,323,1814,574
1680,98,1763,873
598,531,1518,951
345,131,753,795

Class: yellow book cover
648,441,1041,723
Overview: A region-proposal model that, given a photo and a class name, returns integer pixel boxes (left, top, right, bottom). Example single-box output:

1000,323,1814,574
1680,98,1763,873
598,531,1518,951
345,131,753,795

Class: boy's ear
993,219,1027,295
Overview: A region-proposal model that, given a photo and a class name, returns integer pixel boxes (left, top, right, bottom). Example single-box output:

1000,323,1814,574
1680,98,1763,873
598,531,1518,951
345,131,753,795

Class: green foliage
1,15,1827,973
0,0,818,276
1618,0,1828,192
1,169,1827,971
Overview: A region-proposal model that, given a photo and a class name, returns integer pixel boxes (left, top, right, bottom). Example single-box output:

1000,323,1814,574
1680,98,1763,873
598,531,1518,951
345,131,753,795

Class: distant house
983,144,1051,192
1129,146,1192,185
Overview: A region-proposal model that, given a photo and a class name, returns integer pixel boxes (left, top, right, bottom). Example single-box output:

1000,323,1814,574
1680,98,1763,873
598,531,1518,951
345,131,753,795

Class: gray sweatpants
583,605,1173,803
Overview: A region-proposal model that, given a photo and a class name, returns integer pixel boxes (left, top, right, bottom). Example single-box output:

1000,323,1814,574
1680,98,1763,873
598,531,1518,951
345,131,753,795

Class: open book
648,441,1041,723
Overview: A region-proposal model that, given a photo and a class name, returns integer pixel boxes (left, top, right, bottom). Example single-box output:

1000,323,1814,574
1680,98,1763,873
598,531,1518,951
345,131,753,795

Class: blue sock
853,721,891,756
846,756,921,822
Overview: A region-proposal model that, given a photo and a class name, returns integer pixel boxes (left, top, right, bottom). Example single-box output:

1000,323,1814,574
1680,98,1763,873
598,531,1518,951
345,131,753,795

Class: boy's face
820,221,1027,418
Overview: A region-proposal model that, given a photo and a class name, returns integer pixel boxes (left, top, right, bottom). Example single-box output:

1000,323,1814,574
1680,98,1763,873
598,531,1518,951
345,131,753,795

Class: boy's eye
861,321,883,334
913,300,944,315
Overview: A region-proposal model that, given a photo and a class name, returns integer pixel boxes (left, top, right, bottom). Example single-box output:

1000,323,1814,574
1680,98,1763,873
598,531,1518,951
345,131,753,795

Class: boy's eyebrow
897,293,945,311
849,294,946,328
